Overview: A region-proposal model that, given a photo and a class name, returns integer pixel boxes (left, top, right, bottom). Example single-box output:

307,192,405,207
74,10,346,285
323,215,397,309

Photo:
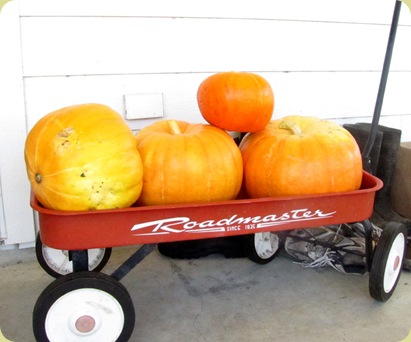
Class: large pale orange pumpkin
24,103,143,211
197,71,274,132
135,120,243,205
239,115,363,198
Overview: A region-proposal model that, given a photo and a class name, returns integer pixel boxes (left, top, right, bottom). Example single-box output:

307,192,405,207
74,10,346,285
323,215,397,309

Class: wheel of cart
36,233,112,278
32,271,135,342
243,231,287,264
369,222,407,301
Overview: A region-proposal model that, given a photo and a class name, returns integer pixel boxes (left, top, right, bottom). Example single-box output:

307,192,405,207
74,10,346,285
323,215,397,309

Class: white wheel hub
254,232,279,259
42,247,106,275
383,232,405,293
45,288,125,341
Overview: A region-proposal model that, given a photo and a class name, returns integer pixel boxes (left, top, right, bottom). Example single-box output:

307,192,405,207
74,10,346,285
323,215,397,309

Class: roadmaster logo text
131,208,336,236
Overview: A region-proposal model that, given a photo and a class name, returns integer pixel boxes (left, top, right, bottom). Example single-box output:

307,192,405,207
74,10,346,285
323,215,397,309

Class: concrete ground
1,244,411,342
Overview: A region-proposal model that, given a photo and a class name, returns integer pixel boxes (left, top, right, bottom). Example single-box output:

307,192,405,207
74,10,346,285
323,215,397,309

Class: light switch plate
124,93,164,120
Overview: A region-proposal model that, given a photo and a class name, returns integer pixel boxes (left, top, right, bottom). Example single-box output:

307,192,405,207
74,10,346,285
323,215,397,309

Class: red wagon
31,170,407,341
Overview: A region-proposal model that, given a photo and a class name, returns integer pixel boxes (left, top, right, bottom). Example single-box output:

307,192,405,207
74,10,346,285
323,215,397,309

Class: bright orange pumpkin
239,115,363,198
24,103,143,211
197,71,274,132
135,120,243,205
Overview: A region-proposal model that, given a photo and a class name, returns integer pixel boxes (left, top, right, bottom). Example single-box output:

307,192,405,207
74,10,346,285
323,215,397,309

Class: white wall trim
16,0,411,26
0,0,35,245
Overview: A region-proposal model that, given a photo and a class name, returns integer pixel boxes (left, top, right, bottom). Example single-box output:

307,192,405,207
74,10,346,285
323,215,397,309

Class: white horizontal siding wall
0,0,410,246
19,0,411,132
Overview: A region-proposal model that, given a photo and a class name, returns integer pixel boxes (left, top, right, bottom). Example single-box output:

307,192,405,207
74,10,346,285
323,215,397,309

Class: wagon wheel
244,231,285,264
33,271,135,342
36,233,112,278
369,222,407,302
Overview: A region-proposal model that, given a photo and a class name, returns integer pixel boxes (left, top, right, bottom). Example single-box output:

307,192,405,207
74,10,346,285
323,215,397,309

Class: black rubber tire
36,233,112,278
33,271,135,342
369,222,407,302
244,231,286,264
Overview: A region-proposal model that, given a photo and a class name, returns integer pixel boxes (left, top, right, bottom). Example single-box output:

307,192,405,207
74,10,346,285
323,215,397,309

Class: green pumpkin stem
168,120,182,135
279,120,302,136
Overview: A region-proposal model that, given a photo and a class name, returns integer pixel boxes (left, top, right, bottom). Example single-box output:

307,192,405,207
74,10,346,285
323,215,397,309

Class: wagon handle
362,0,402,172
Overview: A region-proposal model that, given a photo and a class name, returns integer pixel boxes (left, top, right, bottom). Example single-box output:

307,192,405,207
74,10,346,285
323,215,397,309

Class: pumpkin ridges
137,131,181,204
25,114,59,177
207,129,243,196
33,180,56,209
195,130,242,201
183,134,211,200
26,118,62,204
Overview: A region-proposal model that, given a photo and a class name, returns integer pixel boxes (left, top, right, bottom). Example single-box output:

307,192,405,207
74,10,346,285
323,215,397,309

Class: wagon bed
33,171,381,250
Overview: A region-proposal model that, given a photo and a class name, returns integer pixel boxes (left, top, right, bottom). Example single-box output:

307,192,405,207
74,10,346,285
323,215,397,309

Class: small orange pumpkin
135,120,243,205
197,71,274,132
24,103,143,210
239,115,363,198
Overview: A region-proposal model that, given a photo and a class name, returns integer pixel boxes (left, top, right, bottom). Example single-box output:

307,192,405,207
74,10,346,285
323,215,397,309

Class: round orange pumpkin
239,115,363,198
135,119,243,205
197,71,274,132
24,103,143,211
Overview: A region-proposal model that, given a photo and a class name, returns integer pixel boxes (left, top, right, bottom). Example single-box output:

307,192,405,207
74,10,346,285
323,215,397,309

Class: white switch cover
124,93,164,120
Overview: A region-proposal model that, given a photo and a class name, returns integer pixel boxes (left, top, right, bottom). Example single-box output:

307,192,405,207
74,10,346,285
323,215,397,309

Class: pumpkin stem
279,120,303,136
35,173,42,183
167,120,182,135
